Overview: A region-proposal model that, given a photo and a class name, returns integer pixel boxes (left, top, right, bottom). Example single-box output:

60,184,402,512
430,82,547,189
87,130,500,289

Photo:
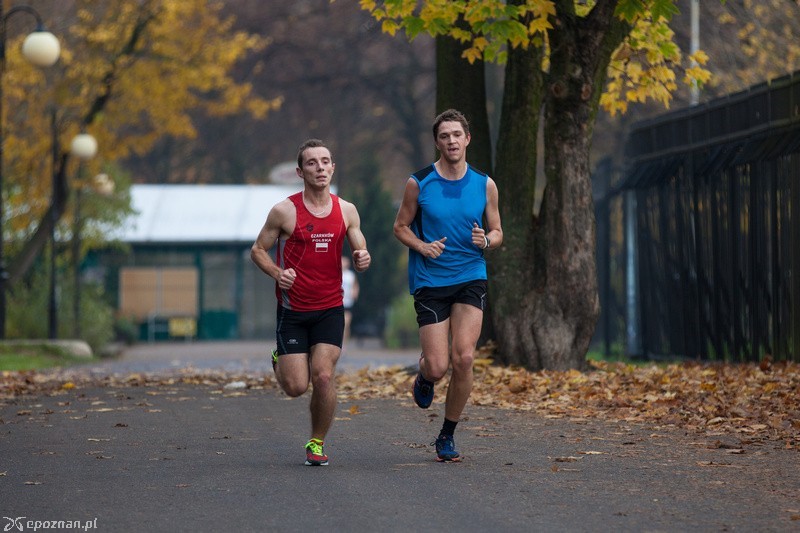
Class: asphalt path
1,341,799,532
81,338,420,375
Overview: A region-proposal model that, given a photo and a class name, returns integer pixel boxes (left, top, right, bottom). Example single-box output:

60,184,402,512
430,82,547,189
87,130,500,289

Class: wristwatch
483,235,491,249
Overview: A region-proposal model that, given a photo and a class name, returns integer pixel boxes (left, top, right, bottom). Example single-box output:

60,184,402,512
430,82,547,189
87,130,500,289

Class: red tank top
275,192,345,311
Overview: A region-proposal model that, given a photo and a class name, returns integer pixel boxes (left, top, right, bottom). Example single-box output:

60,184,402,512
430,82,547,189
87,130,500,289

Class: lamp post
47,108,57,338
69,134,98,338
48,126,98,339
690,0,700,105
0,4,60,338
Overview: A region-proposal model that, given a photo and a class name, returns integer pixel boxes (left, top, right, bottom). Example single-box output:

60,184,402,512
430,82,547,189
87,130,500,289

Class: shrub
7,265,114,355
383,292,418,349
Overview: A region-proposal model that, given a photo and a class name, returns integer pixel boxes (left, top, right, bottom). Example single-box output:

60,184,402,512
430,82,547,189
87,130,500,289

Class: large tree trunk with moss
489,2,627,370
487,37,545,366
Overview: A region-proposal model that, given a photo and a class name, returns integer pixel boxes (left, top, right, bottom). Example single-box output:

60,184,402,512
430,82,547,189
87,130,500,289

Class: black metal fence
595,71,800,362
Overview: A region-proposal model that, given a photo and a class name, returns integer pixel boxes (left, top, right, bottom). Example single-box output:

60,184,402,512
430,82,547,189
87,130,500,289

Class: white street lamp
70,133,98,160
70,136,100,338
92,173,115,197
21,29,59,67
0,4,61,338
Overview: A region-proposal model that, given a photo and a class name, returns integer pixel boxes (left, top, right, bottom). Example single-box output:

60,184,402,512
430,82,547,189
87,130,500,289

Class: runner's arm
482,178,503,249
342,200,371,272
250,200,297,289
393,178,447,258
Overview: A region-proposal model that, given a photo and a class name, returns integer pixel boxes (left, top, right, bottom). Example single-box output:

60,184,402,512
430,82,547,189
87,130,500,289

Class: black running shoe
412,372,434,409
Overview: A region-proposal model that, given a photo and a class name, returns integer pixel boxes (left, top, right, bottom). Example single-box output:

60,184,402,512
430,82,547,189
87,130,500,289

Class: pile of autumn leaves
338,357,800,447
2,353,799,448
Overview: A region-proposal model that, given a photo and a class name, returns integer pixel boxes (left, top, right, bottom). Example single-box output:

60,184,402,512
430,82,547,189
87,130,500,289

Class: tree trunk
490,1,627,370
8,153,69,285
488,37,545,367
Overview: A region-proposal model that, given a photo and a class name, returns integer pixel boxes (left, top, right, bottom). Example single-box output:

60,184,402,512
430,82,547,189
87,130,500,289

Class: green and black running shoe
305,438,329,466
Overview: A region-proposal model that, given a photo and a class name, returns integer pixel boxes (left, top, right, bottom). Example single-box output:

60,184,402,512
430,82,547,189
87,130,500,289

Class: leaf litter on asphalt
1,354,798,448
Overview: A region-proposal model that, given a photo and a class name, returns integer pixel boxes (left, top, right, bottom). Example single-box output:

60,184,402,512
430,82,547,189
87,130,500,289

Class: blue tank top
407,164,488,293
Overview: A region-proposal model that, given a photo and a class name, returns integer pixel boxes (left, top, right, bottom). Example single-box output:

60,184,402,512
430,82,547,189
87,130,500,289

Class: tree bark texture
489,37,544,367
490,1,628,370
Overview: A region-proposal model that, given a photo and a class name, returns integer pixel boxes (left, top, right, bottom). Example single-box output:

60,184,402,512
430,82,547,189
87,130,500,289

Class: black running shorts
275,305,345,355
413,280,487,327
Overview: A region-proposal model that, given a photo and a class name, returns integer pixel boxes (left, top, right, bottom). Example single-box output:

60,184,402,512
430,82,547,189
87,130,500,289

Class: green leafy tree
4,0,280,291
361,0,710,369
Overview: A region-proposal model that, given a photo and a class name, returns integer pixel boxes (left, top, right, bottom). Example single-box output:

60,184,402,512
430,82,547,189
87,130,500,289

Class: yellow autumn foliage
2,0,281,240
360,1,712,116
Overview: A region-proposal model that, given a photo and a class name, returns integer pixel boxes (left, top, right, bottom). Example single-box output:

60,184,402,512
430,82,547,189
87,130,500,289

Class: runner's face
435,121,470,164
297,146,335,188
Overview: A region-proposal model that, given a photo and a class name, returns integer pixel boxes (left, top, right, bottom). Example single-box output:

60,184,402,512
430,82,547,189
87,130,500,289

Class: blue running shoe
412,372,434,409
434,434,461,462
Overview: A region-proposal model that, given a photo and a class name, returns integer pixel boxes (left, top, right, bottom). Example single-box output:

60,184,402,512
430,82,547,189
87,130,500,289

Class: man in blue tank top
393,109,503,462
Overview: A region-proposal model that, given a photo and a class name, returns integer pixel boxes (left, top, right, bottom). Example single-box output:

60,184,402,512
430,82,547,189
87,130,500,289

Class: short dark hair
297,139,331,168
433,109,470,139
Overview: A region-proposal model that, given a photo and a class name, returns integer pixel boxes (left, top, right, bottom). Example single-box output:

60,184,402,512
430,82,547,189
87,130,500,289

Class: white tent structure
101,183,321,341
117,183,303,243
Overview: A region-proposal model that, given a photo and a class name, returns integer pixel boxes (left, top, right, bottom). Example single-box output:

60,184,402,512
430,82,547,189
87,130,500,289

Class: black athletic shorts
275,305,345,355
413,280,487,327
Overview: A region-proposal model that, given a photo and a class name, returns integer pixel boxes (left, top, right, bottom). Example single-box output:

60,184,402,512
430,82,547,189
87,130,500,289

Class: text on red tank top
275,192,346,311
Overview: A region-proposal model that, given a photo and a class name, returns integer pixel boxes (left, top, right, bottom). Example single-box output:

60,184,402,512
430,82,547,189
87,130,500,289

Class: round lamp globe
22,31,60,67
70,133,98,160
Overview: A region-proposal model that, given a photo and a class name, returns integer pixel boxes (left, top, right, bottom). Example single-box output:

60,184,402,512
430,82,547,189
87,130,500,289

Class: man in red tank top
251,139,371,466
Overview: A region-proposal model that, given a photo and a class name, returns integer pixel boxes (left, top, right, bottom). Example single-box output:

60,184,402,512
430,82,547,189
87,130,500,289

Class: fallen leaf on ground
2,359,798,447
